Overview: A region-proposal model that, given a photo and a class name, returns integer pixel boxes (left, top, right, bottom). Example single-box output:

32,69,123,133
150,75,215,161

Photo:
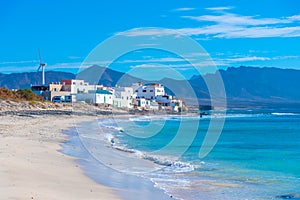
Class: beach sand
0,114,120,200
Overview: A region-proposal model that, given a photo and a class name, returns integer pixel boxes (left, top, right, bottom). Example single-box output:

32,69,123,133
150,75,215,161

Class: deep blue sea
70,107,300,200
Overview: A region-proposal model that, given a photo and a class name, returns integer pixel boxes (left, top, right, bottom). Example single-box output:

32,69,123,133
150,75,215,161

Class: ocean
62,107,300,200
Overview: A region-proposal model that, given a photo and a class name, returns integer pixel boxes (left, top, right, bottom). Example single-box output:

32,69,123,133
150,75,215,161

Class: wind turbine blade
38,48,43,64
37,65,41,71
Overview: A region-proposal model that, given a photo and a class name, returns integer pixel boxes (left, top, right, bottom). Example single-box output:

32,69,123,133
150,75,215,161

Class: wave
103,133,117,146
142,153,197,173
129,116,152,122
106,138,198,173
129,115,173,122
271,112,299,116
98,116,202,174
120,146,198,173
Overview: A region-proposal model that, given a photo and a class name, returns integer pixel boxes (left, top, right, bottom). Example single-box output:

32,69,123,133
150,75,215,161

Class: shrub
0,88,43,101
29,100,38,106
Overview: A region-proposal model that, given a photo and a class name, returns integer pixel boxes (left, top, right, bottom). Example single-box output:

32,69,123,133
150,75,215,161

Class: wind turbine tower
37,49,47,85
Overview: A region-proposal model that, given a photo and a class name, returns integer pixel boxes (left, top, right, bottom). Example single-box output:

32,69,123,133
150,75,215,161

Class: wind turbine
37,48,47,85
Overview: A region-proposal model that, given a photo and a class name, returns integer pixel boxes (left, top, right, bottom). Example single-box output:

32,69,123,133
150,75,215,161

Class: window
150,90,153,92
142,90,146,92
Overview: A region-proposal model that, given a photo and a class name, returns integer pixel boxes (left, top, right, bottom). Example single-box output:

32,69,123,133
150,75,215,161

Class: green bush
16,89,43,101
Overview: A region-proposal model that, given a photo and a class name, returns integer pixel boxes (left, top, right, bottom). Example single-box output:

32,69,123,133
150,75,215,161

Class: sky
1,0,300,79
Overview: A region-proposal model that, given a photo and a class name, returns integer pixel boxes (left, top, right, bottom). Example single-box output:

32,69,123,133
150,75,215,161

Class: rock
276,193,300,199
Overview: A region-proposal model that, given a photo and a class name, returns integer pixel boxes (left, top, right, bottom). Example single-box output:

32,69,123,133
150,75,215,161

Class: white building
76,90,113,105
170,98,184,112
60,80,109,102
135,83,165,100
135,98,151,110
113,86,134,108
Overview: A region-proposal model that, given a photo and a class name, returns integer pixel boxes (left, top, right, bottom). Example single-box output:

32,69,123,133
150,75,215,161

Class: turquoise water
101,109,300,199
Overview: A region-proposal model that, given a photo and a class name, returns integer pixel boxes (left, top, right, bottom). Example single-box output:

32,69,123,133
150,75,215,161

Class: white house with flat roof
60,80,109,102
76,89,113,105
135,83,165,100
113,86,134,108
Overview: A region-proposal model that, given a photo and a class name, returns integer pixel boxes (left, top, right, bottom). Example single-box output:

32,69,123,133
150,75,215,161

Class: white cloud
173,7,195,12
115,12,300,39
0,60,38,65
177,24,243,36
118,57,187,64
215,26,300,38
273,55,299,60
0,65,37,73
288,15,300,21
225,56,271,62
177,11,300,39
205,6,234,11
183,13,291,26
212,54,300,66
116,28,179,37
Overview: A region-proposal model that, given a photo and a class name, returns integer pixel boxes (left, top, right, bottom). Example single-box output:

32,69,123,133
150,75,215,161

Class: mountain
1,66,300,107
0,71,75,89
193,66,300,107
77,65,142,86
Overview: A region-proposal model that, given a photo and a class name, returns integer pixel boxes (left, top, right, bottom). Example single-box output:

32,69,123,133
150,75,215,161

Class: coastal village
31,79,186,113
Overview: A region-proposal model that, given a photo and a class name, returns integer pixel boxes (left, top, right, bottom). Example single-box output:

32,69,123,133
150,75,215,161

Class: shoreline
0,113,121,200
64,115,174,200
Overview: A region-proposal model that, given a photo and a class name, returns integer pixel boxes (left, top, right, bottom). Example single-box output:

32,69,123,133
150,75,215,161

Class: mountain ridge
1,66,300,106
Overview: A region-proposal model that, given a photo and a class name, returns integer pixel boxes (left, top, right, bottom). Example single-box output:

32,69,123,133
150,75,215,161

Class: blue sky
1,0,300,78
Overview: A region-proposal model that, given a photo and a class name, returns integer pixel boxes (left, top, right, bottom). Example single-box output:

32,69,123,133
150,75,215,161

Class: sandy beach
0,113,121,200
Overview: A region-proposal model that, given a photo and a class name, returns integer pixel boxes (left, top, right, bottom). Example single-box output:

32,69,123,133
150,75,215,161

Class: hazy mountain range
1,66,300,107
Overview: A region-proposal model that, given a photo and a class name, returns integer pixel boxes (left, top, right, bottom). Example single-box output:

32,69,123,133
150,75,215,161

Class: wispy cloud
183,13,291,26
215,26,300,38
116,28,179,37
173,7,195,12
205,6,234,11
0,60,38,65
225,56,271,62
179,12,300,38
117,57,187,64
212,54,300,66
288,15,300,21
0,61,83,74
116,12,300,39
274,55,299,59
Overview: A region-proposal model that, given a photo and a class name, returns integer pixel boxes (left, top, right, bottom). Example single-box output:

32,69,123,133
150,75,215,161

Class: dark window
150,90,153,92
143,90,146,92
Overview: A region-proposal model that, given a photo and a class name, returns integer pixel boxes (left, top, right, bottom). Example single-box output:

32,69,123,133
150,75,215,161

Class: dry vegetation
0,88,43,101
